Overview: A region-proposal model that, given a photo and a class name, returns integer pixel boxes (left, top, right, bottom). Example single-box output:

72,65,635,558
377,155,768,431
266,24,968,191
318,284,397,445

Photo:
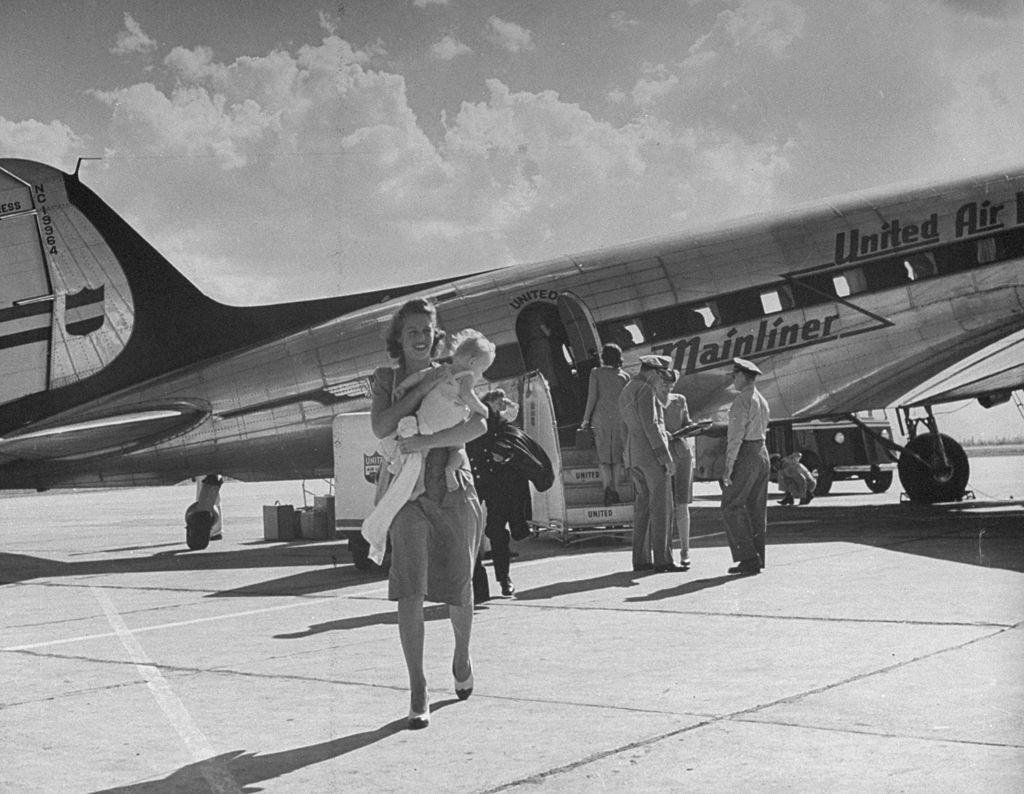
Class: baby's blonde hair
450,329,496,367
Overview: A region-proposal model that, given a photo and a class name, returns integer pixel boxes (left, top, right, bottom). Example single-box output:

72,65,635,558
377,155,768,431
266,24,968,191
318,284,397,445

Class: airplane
1,157,1022,551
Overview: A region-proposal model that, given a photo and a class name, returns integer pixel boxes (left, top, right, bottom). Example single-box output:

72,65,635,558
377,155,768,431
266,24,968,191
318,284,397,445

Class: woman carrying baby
369,298,488,729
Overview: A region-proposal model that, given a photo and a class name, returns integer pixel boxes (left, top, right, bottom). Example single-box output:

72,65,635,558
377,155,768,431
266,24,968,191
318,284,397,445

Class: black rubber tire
898,433,970,503
865,471,894,493
185,511,214,550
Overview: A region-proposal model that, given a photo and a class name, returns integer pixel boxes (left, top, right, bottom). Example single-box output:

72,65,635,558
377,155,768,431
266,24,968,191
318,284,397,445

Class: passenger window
933,240,976,274
641,303,713,342
718,290,763,323
791,274,836,307
995,227,1024,260
834,268,866,297
622,323,644,345
864,257,908,290
976,237,998,264
597,318,644,351
692,303,719,329
903,252,936,281
759,285,794,314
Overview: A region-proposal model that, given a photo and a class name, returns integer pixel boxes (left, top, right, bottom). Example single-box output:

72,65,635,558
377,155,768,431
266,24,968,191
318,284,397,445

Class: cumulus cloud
317,10,339,36
431,35,471,60
76,20,793,302
631,64,680,108
486,17,535,53
60,0,1021,304
111,12,157,56
0,117,83,167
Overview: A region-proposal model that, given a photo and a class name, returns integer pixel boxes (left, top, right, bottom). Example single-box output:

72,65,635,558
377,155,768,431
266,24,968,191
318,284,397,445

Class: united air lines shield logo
363,451,383,483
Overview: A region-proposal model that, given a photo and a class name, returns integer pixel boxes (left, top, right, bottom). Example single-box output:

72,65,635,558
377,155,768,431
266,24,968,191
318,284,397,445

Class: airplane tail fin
0,159,446,431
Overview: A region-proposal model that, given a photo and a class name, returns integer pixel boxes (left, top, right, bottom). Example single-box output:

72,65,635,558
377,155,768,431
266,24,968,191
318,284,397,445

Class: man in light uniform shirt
721,357,771,575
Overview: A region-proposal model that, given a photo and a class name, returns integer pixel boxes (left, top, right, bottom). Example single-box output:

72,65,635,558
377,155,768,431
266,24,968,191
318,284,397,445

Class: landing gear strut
185,474,224,550
896,407,970,503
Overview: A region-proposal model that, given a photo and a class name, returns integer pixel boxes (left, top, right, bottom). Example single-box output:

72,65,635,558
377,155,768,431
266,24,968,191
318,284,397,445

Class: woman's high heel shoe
454,665,474,701
407,690,430,729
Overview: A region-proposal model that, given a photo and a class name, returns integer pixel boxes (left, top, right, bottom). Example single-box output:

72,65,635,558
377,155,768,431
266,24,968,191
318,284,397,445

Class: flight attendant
721,358,771,575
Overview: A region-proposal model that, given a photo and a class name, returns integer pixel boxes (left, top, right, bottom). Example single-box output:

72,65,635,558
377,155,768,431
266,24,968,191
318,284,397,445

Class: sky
2,0,1023,439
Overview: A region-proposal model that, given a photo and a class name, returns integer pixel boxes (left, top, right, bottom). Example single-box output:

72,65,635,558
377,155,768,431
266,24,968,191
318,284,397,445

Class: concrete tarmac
2,456,1022,793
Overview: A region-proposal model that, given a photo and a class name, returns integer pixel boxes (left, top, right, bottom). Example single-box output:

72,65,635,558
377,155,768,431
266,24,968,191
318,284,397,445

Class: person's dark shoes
654,563,685,572
454,673,474,701
728,559,762,575
408,688,430,729
799,491,814,505
499,578,516,597
604,487,621,506
633,563,655,573
777,495,794,506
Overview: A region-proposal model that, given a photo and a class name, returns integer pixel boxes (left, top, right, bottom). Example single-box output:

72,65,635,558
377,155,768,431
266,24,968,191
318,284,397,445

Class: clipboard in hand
671,420,713,439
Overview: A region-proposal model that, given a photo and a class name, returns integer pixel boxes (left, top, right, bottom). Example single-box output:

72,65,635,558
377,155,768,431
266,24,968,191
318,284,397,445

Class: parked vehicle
695,416,898,495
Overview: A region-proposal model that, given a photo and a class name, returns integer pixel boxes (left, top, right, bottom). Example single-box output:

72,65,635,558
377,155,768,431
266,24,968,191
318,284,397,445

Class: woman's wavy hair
385,298,447,361
601,343,623,367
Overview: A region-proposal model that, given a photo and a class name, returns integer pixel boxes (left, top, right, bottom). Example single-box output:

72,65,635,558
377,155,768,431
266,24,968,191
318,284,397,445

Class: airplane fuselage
1,161,1022,490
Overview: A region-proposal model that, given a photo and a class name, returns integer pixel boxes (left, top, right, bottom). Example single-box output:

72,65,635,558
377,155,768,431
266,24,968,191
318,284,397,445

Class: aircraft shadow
1,503,1019,599
0,540,387,593
91,703,461,793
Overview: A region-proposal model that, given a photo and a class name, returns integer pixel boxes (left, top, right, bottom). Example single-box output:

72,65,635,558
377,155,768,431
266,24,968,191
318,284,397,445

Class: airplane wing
900,333,1024,407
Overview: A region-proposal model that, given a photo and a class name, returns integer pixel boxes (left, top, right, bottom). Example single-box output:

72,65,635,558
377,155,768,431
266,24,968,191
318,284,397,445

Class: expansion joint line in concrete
480,622,1021,792
502,600,1019,630
91,586,244,794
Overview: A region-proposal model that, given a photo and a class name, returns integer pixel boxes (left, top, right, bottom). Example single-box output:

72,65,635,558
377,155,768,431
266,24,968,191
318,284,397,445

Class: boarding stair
549,444,635,544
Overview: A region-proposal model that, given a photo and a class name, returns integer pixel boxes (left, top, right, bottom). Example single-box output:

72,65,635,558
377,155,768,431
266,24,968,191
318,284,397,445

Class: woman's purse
575,425,595,450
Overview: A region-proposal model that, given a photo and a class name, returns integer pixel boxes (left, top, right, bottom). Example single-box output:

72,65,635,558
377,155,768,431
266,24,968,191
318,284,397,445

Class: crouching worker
777,452,817,505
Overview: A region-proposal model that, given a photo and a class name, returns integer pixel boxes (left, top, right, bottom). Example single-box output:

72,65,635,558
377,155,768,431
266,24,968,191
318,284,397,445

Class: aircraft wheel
185,510,214,550
898,433,970,503
865,471,893,493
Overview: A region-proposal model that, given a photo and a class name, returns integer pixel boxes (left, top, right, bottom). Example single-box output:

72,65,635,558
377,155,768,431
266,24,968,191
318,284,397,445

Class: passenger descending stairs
559,445,635,540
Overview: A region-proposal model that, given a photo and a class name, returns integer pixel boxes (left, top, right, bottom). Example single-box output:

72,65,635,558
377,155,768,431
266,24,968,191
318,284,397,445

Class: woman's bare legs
449,603,473,683
675,503,691,566
598,463,613,492
398,595,427,714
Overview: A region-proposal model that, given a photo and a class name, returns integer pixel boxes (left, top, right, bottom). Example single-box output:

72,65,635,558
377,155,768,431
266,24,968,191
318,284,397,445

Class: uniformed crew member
721,357,771,575
619,355,681,573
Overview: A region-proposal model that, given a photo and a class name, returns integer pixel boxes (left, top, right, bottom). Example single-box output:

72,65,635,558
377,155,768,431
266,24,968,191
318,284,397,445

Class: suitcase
263,503,297,541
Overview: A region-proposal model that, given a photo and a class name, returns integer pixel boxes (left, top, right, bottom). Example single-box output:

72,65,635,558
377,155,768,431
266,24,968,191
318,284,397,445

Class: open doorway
515,293,600,442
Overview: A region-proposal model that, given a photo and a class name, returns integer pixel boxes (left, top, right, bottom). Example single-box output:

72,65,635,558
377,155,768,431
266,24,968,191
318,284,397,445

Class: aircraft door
557,292,602,373
515,301,585,439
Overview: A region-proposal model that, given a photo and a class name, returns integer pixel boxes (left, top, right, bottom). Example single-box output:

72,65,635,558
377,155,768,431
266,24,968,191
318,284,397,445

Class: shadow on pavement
274,603,450,639
3,503,1020,597
92,702,463,793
